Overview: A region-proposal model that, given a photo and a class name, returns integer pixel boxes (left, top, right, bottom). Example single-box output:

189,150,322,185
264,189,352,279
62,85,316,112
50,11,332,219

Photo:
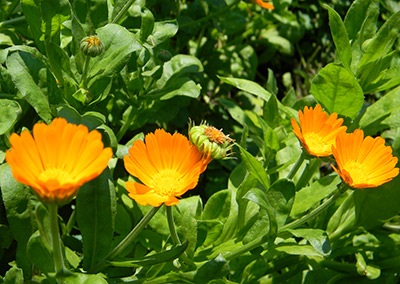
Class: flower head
80,35,105,57
6,118,113,204
252,0,274,10
123,129,210,207
291,104,347,157
189,122,234,160
331,129,399,189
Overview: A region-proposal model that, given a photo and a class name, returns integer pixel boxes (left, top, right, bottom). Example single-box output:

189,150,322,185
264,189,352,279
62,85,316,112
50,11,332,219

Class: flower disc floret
332,129,399,189
123,129,210,207
291,104,347,157
5,118,113,204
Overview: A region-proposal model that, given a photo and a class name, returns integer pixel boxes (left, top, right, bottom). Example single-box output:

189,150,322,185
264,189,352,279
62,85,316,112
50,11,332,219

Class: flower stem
286,152,306,180
80,56,91,89
112,0,135,24
108,206,161,260
48,203,69,275
166,206,196,269
279,190,343,233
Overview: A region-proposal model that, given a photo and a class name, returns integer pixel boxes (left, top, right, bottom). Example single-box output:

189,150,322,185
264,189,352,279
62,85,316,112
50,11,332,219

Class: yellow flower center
152,169,183,196
38,169,75,190
343,161,368,184
303,133,332,154
204,126,230,144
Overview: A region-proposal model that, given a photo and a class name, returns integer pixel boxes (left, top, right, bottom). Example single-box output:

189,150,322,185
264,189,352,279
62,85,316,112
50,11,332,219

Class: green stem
166,206,196,269
48,203,69,275
116,106,136,142
63,210,76,237
109,206,160,260
0,16,26,27
286,152,306,180
295,157,320,190
112,0,135,24
279,190,342,232
80,56,91,89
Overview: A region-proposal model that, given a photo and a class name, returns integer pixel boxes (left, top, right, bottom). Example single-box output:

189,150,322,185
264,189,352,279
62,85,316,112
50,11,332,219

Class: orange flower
252,0,274,10
291,104,347,157
123,129,210,207
332,129,399,189
6,118,113,203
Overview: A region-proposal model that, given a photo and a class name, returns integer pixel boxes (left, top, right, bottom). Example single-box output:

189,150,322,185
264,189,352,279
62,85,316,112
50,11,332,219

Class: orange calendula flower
6,118,113,204
252,0,274,10
291,104,347,157
332,129,399,189
123,129,210,207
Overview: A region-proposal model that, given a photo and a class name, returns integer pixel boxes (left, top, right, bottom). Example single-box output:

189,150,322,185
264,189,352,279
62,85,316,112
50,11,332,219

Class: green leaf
237,144,270,190
0,164,39,279
0,99,21,135
146,78,201,100
76,169,116,271
355,252,381,279
219,98,247,126
88,23,142,80
54,272,108,283
219,76,271,102
268,179,295,227
108,242,188,268
290,174,341,217
287,228,331,256
26,231,54,273
359,85,400,135
357,11,400,71
140,8,155,43
3,266,24,284
344,0,379,42
6,51,52,122
274,243,325,257
20,0,44,51
150,20,179,46
194,254,229,284
324,4,352,69
310,63,364,119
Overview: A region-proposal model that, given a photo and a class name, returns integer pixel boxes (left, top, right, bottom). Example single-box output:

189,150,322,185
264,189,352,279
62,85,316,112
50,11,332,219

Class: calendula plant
1,0,400,283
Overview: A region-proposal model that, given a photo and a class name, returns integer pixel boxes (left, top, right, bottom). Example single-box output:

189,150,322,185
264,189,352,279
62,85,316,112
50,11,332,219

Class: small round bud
80,35,105,57
157,49,172,62
189,122,234,160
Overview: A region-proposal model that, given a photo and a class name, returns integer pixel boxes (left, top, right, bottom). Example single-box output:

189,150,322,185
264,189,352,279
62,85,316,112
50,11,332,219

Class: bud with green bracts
80,35,105,57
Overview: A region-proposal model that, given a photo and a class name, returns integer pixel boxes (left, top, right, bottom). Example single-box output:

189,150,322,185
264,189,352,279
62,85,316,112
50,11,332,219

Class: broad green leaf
359,85,400,135
58,106,106,130
0,164,39,279
326,191,356,238
26,231,54,273
150,20,178,46
344,0,379,42
287,228,331,256
324,4,352,69
274,244,325,257
290,174,341,217
354,176,400,230
6,51,52,122
3,266,24,284
310,63,364,119
219,98,247,126
0,99,21,134
107,242,188,268
237,144,270,190
357,11,400,70
194,254,229,283
54,272,107,283
20,0,44,51
88,24,142,80
268,179,295,227
219,76,271,102
146,78,201,100
140,8,155,43
76,169,116,271
202,189,231,221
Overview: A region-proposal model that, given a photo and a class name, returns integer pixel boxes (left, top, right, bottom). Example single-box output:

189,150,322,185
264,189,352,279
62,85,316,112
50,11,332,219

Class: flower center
38,168,75,190
343,161,368,184
152,169,183,196
204,126,230,144
303,132,331,154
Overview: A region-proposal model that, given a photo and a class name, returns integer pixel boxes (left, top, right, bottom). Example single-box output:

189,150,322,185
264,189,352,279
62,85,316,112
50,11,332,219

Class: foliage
1,0,400,283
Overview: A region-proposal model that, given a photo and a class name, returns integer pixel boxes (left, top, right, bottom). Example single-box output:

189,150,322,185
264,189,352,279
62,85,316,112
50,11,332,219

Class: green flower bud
189,122,234,160
80,35,105,57
157,49,172,62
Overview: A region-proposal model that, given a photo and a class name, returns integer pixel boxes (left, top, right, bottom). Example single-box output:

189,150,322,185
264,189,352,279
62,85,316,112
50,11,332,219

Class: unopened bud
189,122,234,160
80,35,105,57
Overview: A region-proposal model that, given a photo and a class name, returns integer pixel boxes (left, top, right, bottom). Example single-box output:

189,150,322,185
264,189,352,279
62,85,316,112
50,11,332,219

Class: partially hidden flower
189,122,234,160
332,129,399,189
80,35,105,57
252,0,274,10
291,104,347,157
6,118,113,204
123,129,211,207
